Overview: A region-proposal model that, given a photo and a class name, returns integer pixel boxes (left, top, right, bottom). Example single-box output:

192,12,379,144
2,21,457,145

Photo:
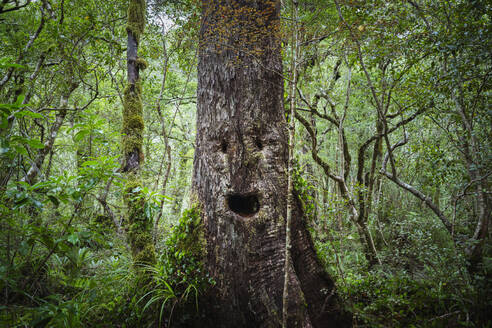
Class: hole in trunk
227,193,260,217
255,138,263,150
221,140,228,153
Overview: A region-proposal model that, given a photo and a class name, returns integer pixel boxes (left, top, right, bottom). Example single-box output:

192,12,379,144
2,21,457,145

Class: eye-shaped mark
221,139,228,153
255,138,263,150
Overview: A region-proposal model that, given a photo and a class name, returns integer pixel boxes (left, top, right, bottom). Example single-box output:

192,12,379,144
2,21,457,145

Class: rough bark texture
192,1,348,326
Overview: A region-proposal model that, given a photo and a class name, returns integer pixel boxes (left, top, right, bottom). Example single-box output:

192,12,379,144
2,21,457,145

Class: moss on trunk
126,0,145,43
122,0,155,271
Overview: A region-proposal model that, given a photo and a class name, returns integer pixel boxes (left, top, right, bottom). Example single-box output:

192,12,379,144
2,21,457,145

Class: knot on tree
136,57,148,70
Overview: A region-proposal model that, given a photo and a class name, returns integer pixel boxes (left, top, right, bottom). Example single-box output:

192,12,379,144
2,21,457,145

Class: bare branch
0,0,31,15
380,133,453,234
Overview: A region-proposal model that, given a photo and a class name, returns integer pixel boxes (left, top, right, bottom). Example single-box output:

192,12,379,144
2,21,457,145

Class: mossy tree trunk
192,0,348,326
122,0,155,267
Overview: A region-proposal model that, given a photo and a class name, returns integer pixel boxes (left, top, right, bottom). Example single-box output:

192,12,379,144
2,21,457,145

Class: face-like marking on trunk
227,193,260,217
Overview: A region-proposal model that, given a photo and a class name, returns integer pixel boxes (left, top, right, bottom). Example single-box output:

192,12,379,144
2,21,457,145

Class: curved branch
0,0,31,15
380,133,453,234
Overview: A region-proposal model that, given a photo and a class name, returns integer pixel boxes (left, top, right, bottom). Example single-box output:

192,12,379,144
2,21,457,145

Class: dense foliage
0,0,490,327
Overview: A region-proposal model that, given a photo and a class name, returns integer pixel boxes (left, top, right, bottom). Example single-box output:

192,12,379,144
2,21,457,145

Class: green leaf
14,94,25,107
74,129,90,143
14,110,43,119
81,160,99,167
0,117,8,129
0,58,25,70
14,145,28,156
31,181,52,191
67,233,80,245
26,138,45,149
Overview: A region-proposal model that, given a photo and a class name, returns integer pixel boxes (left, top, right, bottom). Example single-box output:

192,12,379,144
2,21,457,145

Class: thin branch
0,2,45,89
380,133,453,234
0,0,31,15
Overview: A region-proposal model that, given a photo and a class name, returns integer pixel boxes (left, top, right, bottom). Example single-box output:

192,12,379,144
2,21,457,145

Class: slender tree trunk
153,34,171,241
282,0,298,326
22,83,78,185
193,1,347,326
122,0,155,266
452,89,490,269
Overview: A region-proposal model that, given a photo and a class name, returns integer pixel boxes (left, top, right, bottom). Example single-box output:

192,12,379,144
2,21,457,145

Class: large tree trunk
192,1,347,326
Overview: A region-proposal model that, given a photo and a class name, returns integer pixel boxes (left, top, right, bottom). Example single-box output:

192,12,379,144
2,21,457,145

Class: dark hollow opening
227,194,260,217
255,138,263,150
221,140,228,153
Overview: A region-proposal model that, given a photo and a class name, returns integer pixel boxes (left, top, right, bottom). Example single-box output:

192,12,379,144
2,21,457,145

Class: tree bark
193,1,348,326
122,0,155,266
282,0,298,326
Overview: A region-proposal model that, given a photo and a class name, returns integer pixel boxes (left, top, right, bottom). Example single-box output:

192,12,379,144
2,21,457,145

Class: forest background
0,0,490,327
